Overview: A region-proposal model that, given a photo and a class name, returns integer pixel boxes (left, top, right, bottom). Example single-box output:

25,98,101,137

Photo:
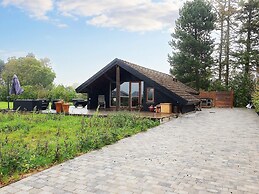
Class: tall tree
1,55,56,88
234,0,259,76
211,0,227,81
218,0,227,81
168,0,216,90
225,0,231,86
0,59,5,85
0,59,4,74
211,0,238,85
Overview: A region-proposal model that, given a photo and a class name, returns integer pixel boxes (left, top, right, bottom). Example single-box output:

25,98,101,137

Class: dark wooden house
76,58,200,113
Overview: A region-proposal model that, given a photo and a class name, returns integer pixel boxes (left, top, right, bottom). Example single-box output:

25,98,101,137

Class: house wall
180,104,195,113
142,82,181,113
87,81,196,114
87,81,110,110
85,66,196,113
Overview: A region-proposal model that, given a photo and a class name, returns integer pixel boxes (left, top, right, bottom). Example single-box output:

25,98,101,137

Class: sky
0,0,185,87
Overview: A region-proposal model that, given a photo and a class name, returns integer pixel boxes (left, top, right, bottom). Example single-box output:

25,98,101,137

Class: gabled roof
76,58,200,105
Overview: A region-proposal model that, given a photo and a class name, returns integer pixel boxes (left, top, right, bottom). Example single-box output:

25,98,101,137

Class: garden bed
0,112,159,186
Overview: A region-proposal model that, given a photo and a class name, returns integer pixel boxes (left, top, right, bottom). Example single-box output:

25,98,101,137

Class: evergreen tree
213,0,228,81
234,0,259,75
168,0,216,90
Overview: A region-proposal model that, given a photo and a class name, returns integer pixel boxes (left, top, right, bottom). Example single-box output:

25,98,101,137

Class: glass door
131,82,139,107
130,81,143,108
110,81,143,109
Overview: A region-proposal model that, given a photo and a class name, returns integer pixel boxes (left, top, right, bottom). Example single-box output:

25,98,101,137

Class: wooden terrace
42,106,176,122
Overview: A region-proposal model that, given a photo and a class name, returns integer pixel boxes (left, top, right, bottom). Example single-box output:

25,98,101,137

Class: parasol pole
7,76,10,110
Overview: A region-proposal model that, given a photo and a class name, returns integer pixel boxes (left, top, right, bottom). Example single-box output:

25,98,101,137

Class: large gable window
111,82,129,107
111,81,144,108
146,88,154,102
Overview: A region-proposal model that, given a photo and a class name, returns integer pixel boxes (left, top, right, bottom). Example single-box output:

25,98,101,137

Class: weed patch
0,111,159,185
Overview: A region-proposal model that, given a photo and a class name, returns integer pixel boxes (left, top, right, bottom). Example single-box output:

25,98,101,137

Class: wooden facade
76,59,200,113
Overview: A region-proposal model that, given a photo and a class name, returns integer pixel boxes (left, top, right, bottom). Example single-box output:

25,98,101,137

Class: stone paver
1,108,259,194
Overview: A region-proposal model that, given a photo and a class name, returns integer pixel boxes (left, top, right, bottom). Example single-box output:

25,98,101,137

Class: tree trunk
219,15,224,81
225,0,231,86
195,68,200,90
257,65,259,83
245,3,252,74
217,0,227,81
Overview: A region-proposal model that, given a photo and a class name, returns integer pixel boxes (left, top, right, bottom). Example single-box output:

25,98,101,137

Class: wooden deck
42,106,176,121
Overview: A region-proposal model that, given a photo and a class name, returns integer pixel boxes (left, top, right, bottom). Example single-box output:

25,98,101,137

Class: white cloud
1,0,182,31
57,0,181,32
1,0,53,20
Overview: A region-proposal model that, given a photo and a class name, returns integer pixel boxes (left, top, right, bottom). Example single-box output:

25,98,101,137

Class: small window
146,88,154,102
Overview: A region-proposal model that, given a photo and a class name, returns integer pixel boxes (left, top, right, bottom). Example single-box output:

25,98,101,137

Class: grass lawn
0,101,13,109
0,111,159,186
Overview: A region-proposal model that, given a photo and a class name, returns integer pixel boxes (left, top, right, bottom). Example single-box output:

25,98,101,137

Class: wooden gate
199,91,234,108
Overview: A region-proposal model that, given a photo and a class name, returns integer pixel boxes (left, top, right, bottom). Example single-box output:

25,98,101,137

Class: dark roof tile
120,59,200,104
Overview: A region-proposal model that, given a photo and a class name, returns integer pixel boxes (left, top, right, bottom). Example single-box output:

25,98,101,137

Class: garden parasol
10,74,24,95
7,74,24,109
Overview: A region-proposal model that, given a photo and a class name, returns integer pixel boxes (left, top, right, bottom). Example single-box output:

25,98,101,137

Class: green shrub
48,85,77,102
230,73,255,107
209,80,228,91
0,84,8,101
0,84,51,101
252,85,259,112
16,85,37,99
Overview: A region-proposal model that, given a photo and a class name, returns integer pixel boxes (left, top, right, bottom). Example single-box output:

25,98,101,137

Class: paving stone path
1,108,259,194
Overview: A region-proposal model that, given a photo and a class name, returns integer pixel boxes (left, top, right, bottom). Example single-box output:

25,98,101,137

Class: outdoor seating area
98,95,106,108
42,105,175,121
13,99,49,111
72,99,88,108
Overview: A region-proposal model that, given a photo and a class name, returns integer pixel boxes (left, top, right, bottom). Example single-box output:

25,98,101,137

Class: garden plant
0,111,159,186
252,84,259,114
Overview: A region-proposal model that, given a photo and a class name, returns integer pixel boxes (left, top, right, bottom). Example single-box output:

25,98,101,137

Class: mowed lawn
0,101,13,109
0,111,159,186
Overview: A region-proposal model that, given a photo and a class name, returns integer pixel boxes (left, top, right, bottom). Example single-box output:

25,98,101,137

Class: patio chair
98,95,106,108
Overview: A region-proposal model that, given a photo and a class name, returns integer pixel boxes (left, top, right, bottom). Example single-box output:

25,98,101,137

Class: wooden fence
199,90,234,108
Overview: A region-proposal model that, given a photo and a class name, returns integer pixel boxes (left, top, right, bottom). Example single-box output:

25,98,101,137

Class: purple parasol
9,74,24,95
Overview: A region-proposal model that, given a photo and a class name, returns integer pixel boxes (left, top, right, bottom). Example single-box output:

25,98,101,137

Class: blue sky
0,0,184,86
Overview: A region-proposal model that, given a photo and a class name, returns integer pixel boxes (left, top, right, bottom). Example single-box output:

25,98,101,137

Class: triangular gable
76,58,118,93
76,58,199,105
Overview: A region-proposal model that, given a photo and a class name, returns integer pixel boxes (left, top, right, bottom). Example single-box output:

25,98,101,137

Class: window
146,88,154,102
120,82,129,107
110,81,144,108
110,82,129,107
131,82,139,107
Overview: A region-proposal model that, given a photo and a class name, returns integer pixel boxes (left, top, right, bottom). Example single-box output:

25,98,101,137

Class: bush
208,80,228,91
48,85,77,102
252,84,259,112
0,84,8,101
0,84,51,101
230,73,255,107
16,85,38,99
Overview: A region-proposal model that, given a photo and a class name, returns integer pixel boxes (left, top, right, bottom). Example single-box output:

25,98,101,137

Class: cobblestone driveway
1,108,259,194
